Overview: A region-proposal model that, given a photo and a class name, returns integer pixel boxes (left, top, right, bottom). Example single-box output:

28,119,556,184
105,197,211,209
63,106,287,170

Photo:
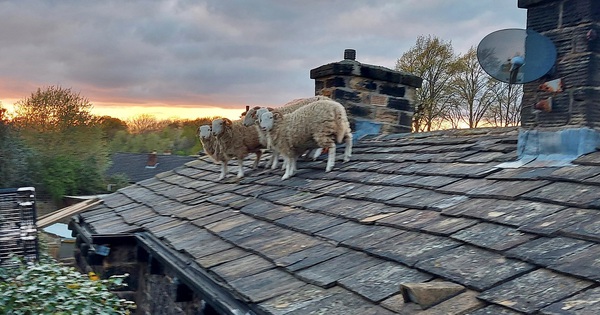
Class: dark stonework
519,0,600,129
311,50,422,135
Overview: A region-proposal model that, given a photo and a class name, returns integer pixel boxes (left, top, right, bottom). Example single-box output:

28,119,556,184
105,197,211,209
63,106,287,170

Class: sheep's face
212,119,224,136
259,111,275,131
255,108,269,124
198,125,212,139
242,109,255,126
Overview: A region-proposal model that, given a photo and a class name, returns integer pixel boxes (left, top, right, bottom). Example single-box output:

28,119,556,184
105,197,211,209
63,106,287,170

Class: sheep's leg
326,144,336,172
236,157,245,178
312,148,323,160
252,151,262,169
282,156,295,180
218,162,228,180
271,150,280,170
343,132,353,162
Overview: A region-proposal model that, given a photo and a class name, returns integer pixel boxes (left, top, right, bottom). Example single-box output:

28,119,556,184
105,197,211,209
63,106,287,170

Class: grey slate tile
209,254,275,283
518,208,598,236
377,209,443,231
315,221,378,243
239,199,298,222
275,211,347,234
522,182,600,209
385,189,456,209
367,231,461,266
415,245,535,291
194,247,250,269
541,287,600,315
505,237,594,266
549,244,600,281
342,225,406,251
229,268,306,303
281,286,397,315
257,284,332,315
467,305,527,315
274,243,347,272
478,269,594,314
338,261,433,303
296,251,383,288
450,222,537,251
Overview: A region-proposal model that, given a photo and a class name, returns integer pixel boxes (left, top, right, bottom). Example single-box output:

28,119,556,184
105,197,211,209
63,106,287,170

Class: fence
0,187,38,266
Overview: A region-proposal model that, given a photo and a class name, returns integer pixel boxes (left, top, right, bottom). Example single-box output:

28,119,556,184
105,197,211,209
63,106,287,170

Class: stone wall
518,0,600,129
73,239,220,314
310,49,422,137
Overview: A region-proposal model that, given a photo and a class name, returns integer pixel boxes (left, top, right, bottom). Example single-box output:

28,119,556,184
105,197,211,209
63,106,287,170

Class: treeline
396,35,522,131
0,86,216,202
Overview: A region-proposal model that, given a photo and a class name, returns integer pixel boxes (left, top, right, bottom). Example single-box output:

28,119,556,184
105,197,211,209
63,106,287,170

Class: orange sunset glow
1,99,245,122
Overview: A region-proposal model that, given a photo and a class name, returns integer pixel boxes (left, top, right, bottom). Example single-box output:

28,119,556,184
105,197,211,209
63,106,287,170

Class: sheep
211,118,263,180
198,124,235,179
243,96,331,169
259,99,353,180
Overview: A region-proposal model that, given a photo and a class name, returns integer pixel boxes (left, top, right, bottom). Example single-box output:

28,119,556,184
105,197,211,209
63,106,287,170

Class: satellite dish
477,28,557,84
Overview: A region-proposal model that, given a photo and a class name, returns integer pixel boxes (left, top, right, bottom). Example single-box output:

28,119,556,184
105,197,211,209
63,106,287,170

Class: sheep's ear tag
477,28,556,84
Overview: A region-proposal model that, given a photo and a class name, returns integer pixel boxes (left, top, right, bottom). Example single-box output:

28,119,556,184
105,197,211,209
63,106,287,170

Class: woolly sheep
212,118,263,180
259,99,352,180
244,96,331,168
198,124,234,179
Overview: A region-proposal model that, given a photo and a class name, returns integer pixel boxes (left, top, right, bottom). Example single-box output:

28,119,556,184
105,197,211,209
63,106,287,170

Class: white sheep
211,118,263,180
244,96,331,169
259,99,353,180
198,124,224,163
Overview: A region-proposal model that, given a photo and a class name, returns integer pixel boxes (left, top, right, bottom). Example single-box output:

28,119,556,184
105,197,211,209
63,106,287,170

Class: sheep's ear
273,112,283,119
252,106,261,110
267,107,275,112
223,118,232,125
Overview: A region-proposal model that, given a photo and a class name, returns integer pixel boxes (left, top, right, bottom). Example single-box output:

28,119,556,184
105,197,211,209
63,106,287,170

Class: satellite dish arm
509,54,525,84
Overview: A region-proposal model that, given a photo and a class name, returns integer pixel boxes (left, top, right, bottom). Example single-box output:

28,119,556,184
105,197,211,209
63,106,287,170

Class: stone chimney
514,0,600,164
310,49,422,138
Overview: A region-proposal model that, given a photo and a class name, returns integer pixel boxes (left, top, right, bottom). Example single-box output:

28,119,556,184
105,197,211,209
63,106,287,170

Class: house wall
310,49,422,137
73,239,219,314
519,0,600,129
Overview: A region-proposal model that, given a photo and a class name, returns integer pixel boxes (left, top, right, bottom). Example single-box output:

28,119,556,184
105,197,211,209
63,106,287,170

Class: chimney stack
514,0,600,164
310,49,422,139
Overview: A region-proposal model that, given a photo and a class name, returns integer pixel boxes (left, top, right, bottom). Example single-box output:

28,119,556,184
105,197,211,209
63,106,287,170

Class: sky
0,0,527,121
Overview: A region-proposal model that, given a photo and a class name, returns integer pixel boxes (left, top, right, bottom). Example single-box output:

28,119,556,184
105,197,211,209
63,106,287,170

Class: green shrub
0,255,135,315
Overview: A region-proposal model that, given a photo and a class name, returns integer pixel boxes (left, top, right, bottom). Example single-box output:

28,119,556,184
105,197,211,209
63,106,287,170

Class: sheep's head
242,106,261,126
255,108,269,125
259,111,282,131
198,125,212,139
212,118,232,136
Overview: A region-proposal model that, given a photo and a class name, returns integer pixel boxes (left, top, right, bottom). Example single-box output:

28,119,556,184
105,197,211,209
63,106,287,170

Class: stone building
67,1,600,314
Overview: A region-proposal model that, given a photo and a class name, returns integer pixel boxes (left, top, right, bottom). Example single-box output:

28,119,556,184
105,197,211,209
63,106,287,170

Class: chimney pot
344,49,356,61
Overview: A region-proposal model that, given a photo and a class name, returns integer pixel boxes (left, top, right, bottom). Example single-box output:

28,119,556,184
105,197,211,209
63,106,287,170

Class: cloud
0,0,526,112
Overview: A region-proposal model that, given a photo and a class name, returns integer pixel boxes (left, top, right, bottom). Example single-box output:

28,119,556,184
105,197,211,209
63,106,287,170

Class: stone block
349,77,377,91
380,84,406,97
369,94,388,106
387,97,411,111
374,107,400,124
400,281,465,309
326,76,346,88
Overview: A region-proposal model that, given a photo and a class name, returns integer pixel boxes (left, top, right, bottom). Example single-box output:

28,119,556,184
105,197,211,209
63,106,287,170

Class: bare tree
483,80,522,127
127,114,168,134
450,47,496,128
396,35,459,132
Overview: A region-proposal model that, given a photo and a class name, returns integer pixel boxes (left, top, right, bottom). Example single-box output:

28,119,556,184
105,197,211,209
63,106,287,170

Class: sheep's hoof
217,175,225,180
237,173,244,179
281,174,291,180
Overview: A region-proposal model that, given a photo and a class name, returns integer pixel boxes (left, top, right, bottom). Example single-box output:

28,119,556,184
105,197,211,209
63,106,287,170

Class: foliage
0,113,36,188
0,255,135,314
396,35,460,131
11,86,110,200
96,116,128,140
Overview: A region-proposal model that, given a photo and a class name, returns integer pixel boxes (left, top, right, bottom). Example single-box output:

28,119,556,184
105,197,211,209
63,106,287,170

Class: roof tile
478,268,594,314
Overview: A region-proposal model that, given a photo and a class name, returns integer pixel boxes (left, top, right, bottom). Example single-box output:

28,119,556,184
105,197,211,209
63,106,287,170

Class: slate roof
105,152,198,183
74,127,600,314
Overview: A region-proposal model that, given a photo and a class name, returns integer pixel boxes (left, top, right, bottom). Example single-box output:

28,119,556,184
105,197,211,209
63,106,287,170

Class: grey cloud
0,0,526,109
